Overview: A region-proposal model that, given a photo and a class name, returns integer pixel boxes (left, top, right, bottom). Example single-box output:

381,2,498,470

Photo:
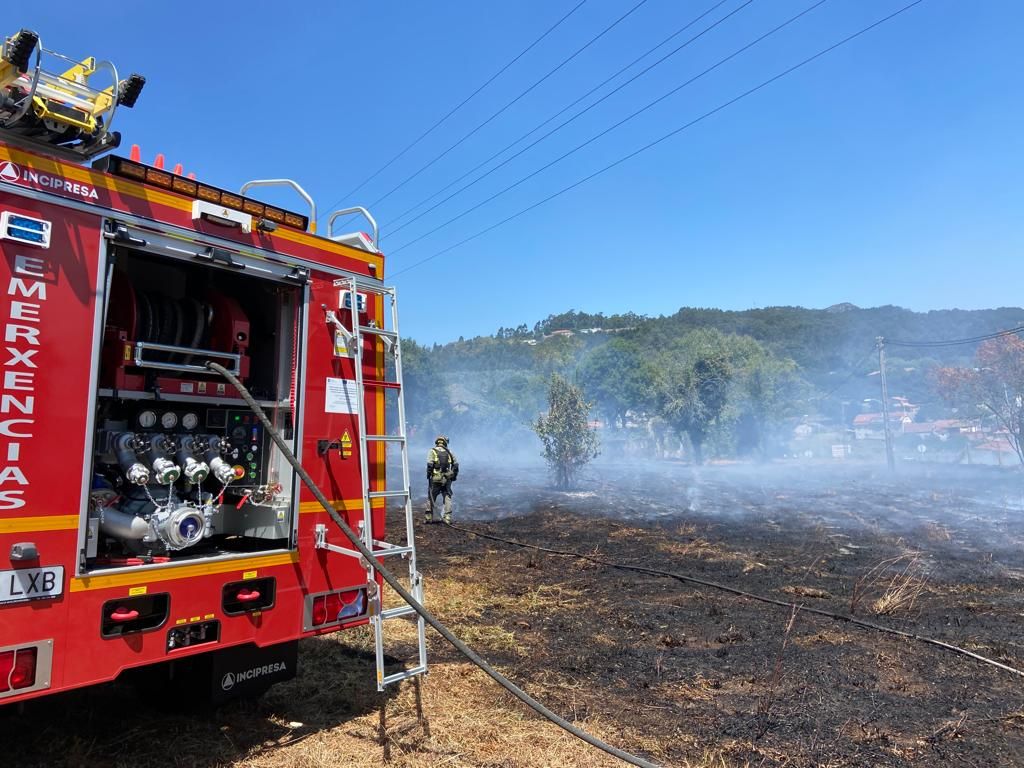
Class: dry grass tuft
850,553,930,616
870,557,929,616
847,552,929,618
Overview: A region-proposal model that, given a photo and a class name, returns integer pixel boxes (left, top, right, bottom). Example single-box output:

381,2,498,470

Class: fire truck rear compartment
86,245,302,571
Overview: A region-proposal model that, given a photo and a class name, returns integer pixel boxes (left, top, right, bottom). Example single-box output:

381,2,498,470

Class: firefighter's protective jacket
427,445,458,484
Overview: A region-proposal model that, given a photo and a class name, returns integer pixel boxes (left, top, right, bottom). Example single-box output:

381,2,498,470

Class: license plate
0,566,64,605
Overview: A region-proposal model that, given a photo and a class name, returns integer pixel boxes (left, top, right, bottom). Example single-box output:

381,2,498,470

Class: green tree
934,335,1024,464
657,329,734,464
401,338,447,434
534,334,584,375
735,348,804,459
577,339,657,429
486,373,547,424
533,374,600,488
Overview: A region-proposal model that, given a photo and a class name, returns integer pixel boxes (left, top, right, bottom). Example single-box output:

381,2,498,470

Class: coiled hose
206,362,658,768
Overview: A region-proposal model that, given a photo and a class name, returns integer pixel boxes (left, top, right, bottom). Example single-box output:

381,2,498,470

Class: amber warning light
92,155,311,232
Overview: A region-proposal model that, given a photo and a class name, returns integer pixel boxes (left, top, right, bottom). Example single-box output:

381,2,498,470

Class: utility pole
877,336,895,471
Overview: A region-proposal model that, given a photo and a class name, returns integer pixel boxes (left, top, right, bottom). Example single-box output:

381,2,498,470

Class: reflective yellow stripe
0,145,383,274
298,499,385,514
0,514,78,533
70,552,298,592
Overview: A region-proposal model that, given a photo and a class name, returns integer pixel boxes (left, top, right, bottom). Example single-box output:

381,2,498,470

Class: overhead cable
381,0,737,233
811,347,877,401
387,0,832,255
885,325,1024,348
388,0,927,280
363,0,654,212
317,0,590,224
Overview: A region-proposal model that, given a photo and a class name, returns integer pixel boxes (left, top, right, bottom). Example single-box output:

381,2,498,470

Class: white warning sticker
325,378,359,414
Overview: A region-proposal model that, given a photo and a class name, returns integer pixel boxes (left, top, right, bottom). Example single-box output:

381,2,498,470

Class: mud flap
209,641,298,704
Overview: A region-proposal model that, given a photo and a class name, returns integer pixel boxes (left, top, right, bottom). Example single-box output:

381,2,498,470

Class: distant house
901,422,936,437
889,396,919,418
853,412,912,440
546,329,574,338
793,420,826,439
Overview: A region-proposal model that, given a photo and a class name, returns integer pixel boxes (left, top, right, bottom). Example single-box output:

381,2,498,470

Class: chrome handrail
327,206,379,250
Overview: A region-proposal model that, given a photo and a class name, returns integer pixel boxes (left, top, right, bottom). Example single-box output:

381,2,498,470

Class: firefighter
424,435,458,524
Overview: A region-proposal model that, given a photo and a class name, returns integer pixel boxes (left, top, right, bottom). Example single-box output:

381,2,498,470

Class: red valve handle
236,589,261,603
110,607,139,622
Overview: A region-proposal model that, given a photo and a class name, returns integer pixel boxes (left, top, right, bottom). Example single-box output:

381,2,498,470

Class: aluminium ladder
316,275,426,690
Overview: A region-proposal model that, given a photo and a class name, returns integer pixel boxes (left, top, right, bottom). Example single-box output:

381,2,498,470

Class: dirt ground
4,461,1024,767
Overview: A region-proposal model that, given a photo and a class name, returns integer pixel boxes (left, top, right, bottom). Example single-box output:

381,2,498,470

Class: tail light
0,646,39,693
324,592,343,619
311,599,327,626
306,587,368,630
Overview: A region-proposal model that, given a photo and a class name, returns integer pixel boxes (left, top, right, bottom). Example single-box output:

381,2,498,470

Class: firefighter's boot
442,497,452,525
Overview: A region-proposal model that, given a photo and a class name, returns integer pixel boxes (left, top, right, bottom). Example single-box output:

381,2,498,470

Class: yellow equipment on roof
0,28,145,160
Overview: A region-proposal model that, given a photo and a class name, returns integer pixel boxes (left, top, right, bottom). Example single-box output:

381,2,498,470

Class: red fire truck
0,29,426,705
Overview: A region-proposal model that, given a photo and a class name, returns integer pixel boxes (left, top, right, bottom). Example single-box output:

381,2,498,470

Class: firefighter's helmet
435,435,448,448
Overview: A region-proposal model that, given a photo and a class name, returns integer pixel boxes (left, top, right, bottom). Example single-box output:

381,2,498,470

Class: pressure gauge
181,412,199,431
138,410,157,429
160,411,178,430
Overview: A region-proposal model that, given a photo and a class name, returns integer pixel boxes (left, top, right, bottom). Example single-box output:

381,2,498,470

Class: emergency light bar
92,154,311,232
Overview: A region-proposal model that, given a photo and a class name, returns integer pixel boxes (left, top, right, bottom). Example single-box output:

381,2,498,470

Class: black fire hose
206,362,658,768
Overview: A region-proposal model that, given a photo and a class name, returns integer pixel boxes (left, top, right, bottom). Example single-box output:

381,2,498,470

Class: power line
383,0,758,240
388,0,830,256
812,347,876,401
886,325,1024,348
363,0,654,213
317,0,590,227
381,0,736,234
388,0,926,281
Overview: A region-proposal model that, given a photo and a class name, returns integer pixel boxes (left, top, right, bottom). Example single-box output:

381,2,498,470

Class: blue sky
18,1,1023,343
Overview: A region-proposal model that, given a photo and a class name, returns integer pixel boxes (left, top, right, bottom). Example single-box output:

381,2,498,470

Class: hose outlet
181,457,210,484
209,456,236,485
151,457,180,485
125,463,150,485
152,504,205,549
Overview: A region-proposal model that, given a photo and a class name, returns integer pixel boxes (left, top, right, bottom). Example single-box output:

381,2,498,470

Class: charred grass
4,464,1024,766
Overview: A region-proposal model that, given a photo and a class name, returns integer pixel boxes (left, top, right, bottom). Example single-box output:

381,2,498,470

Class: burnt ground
4,461,1024,767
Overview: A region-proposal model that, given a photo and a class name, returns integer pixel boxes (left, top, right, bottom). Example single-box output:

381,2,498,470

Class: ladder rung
372,544,415,557
369,490,409,499
366,434,405,442
381,604,418,620
358,325,398,339
362,379,401,390
381,665,427,687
